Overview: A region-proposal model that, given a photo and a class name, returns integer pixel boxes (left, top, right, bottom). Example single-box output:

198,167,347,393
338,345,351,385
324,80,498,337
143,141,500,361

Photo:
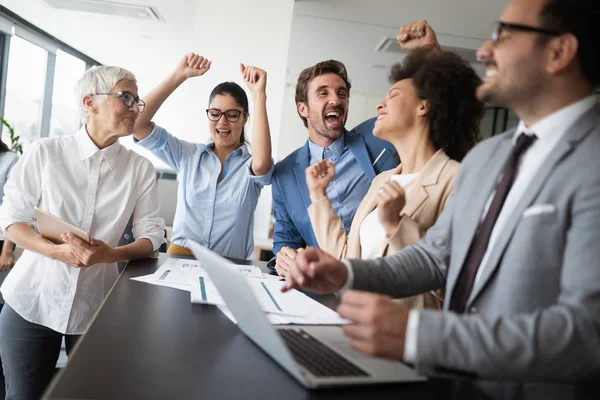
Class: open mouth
216,128,232,138
324,110,343,128
484,67,498,81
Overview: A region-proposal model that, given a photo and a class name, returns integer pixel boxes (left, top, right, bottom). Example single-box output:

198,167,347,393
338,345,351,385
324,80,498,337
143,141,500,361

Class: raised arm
133,53,212,141
240,64,272,176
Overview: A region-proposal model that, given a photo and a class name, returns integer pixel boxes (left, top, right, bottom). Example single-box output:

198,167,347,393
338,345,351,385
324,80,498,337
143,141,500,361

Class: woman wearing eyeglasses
0,66,165,399
133,53,273,259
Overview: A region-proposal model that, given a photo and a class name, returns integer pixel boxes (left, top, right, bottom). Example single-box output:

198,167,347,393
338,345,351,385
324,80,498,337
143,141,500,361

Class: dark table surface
42,254,483,400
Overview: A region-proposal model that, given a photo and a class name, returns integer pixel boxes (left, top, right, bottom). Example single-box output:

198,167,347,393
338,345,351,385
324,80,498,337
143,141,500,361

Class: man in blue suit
269,60,398,275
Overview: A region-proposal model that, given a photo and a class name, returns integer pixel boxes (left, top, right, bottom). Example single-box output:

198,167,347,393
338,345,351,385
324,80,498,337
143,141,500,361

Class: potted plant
0,117,23,155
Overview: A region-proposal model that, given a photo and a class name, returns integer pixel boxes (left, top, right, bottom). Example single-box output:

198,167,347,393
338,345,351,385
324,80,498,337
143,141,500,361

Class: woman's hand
53,233,117,267
397,20,441,52
240,64,267,95
0,252,14,272
176,53,212,80
376,181,406,237
306,160,335,203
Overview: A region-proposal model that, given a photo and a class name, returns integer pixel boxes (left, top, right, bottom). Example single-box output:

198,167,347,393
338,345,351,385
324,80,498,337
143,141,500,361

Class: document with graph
191,276,310,317
130,257,262,292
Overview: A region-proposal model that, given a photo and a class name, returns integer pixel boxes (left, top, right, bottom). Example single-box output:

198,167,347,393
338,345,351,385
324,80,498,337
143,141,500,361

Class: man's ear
545,33,579,76
297,102,309,119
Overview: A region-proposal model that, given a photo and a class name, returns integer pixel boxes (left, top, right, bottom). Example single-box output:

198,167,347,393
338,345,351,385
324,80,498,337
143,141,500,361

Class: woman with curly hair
305,48,484,310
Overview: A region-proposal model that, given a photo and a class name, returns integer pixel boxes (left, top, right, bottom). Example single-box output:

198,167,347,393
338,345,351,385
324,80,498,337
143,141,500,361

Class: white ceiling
1,0,508,95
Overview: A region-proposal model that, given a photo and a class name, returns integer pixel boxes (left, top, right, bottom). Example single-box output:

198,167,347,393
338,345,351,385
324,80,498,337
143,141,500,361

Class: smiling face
87,79,140,136
297,73,349,146
207,94,247,149
476,0,550,109
373,79,427,142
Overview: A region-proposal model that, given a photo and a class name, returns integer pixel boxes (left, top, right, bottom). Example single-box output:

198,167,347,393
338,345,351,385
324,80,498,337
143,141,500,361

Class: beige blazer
308,149,459,309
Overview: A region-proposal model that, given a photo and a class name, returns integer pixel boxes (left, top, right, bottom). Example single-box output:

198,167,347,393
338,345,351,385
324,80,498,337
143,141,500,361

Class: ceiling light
40,0,163,22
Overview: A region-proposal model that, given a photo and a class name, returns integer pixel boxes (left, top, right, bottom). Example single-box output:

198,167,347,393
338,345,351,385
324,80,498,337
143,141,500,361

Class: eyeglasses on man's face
91,91,145,113
206,108,246,123
491,21,564,43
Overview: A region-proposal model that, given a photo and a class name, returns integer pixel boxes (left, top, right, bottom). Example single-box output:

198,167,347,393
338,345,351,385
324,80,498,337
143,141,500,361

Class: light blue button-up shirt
307,135,370,232
137,125,273,259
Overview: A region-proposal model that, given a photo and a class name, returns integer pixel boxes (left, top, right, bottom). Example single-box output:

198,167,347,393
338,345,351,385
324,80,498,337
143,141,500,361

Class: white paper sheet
130,258,263,292
130,273,190,291
211,287,350,325
190,277,310,317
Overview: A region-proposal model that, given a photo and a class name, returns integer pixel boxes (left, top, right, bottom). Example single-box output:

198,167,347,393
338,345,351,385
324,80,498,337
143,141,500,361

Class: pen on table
372,148,386,166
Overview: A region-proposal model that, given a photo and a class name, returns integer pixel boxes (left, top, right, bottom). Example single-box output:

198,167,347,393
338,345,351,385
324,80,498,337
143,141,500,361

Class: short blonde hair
75,65,137,123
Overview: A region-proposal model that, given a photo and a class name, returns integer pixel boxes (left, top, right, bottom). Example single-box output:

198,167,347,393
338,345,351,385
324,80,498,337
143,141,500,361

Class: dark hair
208,82,249,144
389,50,484,161
0,139,9,154
295,60,352,128
538,0,600,88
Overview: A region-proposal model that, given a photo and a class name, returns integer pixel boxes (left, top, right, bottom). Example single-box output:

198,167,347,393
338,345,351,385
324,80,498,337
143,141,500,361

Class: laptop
187,240,426,389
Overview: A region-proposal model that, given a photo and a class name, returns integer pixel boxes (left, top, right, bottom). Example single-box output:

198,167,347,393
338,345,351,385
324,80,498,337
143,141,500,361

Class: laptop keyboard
279,329,370,377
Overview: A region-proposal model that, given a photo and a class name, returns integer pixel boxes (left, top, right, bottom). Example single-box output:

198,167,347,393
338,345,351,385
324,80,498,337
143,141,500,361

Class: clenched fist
397,20,441,52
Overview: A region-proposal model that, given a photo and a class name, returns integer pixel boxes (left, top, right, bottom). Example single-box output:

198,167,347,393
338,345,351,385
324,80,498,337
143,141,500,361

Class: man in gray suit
283,0,600,398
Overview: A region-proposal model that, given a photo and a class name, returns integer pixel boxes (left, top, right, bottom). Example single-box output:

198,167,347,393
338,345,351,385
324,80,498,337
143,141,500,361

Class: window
0,6,99,149
2,35,47,146
49,49,86,137
480,106,519,138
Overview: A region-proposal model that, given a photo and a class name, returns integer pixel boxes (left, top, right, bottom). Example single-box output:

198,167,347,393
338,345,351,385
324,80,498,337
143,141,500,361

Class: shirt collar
513,95,597,144
203,142,248,158
76,126,121,170
307,134,346,161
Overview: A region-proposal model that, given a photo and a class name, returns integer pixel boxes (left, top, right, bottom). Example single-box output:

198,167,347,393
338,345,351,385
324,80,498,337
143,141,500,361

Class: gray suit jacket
349,104,600,400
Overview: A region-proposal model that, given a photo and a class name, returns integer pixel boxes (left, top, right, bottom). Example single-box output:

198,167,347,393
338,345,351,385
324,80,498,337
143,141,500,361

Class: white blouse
359,173,418,259
0,128,165,334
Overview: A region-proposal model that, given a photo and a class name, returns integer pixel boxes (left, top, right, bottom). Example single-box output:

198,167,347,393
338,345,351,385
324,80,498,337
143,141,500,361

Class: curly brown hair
295,60,352,128
389,50,484,161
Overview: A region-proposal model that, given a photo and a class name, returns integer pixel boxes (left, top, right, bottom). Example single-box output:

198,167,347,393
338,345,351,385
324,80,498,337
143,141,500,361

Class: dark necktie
449,133,537,313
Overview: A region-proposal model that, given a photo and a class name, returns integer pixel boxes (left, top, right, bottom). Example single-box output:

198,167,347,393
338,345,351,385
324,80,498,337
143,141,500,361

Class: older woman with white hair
0,66,165,399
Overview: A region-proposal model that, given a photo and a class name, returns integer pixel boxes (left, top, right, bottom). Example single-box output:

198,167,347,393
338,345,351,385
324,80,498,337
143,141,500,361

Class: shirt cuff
339,259,354,292
246,158,274,185
134,123,161,149
403,310,420,363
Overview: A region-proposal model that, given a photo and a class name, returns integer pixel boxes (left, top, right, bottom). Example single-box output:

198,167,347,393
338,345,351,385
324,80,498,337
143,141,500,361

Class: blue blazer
271,117,399,261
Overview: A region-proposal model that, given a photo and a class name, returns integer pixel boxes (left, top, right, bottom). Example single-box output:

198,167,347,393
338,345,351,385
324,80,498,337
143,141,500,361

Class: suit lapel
400,149,450,218
293,143,312,210
466,105,600,307
346,131,377,181
446,134,515,298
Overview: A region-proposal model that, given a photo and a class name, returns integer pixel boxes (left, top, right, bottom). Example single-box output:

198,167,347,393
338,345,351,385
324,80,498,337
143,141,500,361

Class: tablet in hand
34,207,90,244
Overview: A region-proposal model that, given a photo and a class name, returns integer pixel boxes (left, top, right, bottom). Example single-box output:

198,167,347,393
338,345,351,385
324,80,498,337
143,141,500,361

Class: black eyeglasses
492,21,564,42
91,91,145,113
206,108,246,123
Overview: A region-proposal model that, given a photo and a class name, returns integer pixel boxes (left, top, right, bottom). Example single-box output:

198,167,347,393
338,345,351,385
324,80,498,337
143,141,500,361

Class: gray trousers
0,304,80,400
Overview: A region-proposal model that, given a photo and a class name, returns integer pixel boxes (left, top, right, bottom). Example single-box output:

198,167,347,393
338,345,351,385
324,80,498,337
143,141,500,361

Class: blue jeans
0,304,80,400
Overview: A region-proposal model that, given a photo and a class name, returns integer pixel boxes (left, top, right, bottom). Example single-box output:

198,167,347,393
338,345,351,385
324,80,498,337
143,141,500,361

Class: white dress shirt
0,127,165,334
341,95,598,362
